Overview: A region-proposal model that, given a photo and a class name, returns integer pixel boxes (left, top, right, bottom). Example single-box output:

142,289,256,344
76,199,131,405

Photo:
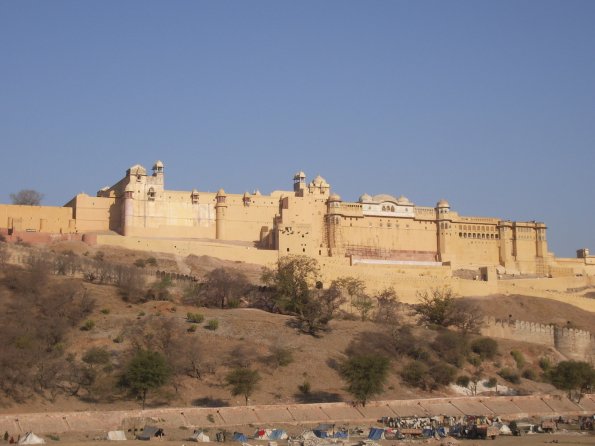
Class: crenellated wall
482,316,595,361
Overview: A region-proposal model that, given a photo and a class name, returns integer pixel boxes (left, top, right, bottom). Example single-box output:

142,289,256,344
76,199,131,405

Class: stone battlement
482,316,595,361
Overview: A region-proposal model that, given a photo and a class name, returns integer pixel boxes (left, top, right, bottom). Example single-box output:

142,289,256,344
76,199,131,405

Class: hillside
0,240,593,414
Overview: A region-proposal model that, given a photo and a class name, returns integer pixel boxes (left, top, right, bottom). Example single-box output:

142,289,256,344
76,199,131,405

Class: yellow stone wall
64,194,117,233
0,204,74,233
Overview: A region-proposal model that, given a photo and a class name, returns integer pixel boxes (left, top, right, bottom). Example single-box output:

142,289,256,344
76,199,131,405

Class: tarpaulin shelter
189,430,210,442
232,432,248,442
137,426,165,440
367,428,385,440
106,431,127,441
18,433,45,445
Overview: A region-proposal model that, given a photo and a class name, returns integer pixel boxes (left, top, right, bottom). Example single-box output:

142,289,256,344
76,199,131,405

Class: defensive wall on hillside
482,317,595,361
1,394,594,435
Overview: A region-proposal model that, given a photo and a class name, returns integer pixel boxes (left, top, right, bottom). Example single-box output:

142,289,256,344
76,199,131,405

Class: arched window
148,187,156,201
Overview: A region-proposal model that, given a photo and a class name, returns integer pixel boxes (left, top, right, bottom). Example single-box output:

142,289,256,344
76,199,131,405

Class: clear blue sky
1,1,594,257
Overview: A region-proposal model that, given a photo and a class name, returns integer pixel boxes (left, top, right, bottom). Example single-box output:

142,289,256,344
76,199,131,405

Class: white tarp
189,431,210,442
18,433,45,445
107,431,127,441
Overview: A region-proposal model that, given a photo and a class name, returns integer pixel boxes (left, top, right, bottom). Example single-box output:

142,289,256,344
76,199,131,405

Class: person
8,437,14,444
3,432,8,442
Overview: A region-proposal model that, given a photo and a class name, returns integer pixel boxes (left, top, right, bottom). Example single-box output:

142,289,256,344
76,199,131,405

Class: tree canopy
339,354,390,406
225,367,261,405
548,360,595,400
120,349,171,409
262,255,340,334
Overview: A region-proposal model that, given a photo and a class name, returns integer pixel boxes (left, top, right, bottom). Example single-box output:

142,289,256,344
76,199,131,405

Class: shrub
467,354,483,367
100,308,111,315
298,380,311,395
522,369,537,380
539,357,552,371
146,257,158,266
510,350,525,369
206,319,219,330
113,335,124,343
187,324,198,333
498,367,521,384
456,375,471,387
429,362,456,387
485,377,498,388
81,320,96,331
186,312,205,324
400,360,429,389
269,345,294,368
431,330,469,367
134,258,146,268
471,337,498,359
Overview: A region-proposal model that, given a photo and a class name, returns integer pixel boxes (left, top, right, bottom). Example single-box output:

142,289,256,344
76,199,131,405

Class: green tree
120,350,171,409
414,287,456,327
262,256,334,334
339,354,390,406
548,360,595,401
225,367,261,405
10,189,43,205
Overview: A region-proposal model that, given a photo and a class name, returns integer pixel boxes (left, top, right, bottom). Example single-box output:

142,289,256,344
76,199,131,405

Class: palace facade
52,161,550,275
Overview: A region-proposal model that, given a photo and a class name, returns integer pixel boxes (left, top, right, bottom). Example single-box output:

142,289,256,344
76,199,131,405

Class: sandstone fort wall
482,316,595,361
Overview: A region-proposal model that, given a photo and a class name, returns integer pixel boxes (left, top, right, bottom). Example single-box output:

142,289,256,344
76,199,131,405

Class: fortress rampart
482,316,595,361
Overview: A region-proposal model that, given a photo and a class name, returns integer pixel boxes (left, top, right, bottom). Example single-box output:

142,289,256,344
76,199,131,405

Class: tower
435,199,452,263
293,171,306,195
215,189,227,240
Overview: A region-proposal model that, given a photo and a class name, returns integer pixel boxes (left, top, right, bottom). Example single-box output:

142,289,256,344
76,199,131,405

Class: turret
122,183,135,236
327,193,342,253
215,189,227,239
293,171,306,194
435,199,452,262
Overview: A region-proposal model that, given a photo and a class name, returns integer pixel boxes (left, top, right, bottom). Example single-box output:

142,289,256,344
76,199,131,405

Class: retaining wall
0,394,593,435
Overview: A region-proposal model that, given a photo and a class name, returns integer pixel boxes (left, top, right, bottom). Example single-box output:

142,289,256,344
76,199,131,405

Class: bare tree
199,267,250,308
10,189,44,205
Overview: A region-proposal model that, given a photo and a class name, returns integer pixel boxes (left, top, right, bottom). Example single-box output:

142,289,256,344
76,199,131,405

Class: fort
2,161,595,295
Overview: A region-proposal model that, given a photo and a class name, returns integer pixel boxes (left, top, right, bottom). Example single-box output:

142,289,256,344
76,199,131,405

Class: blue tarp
268,430,286,440
232,432,247,442
313,430,328,438
332,432,348,438
368,428,384,440
436,427,447,438
422,428,434,438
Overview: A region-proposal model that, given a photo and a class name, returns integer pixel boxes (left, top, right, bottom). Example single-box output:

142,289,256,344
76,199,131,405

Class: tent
137,426,165,441
189,431,210,442
106,431,127,441
498,424,512,436
313,430,328,438
254,429,287,441
232,432,248,442
367,428,385,440
18,433,45,445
